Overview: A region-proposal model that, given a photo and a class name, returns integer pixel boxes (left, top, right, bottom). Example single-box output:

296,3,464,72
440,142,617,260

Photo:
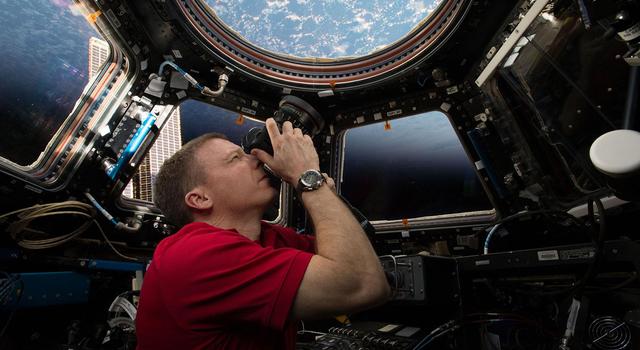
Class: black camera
241,95,325,156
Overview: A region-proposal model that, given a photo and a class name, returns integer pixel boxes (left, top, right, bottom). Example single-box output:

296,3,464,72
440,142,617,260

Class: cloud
266,0,289,8
352,10,372,33
407,0,428,15
285,13,302,21
333,44,349,55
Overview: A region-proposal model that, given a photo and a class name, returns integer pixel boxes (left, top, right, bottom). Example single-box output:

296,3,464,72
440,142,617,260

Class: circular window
175,0,469,90
207,0,444,59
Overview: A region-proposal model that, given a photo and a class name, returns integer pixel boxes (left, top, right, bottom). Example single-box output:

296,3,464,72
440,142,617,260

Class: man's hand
323,173,336,193
251,118,320,185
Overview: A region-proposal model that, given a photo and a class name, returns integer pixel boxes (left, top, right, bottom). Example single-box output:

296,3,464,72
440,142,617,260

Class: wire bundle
412,313,558,350
1,201,139,261
2,201,95,250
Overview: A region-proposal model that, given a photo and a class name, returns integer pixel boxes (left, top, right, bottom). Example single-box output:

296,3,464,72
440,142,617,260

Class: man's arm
252,119,391,319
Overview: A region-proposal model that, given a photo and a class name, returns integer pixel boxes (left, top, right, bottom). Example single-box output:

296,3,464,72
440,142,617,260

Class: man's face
195,138,277,213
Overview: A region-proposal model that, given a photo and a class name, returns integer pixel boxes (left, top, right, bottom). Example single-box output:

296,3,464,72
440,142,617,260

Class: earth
206,0,442,59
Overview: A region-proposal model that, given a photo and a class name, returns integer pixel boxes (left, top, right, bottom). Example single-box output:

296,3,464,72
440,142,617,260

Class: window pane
206,0,444,58
341,112,492,221
0,1,110,165
180,100,264,145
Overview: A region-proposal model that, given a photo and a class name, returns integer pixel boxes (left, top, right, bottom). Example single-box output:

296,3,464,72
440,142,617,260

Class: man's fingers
293,128,303,137
323,173,336,192
265,118,281,142
251,148,274,165
282,121,294,135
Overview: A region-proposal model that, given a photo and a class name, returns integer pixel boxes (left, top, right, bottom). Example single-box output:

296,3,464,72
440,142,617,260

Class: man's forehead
197,138,241,160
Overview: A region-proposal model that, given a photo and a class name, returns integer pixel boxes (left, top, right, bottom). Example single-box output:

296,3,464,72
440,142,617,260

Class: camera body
241,95,325,155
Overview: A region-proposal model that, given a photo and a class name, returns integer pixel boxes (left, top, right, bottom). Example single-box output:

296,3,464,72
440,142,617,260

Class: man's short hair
153,133,227,227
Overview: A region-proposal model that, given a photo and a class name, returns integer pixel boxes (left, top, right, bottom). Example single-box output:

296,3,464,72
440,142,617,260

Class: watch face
301,170,323,187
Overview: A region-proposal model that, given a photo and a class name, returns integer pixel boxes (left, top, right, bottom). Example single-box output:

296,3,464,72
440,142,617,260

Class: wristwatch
297,169,326,192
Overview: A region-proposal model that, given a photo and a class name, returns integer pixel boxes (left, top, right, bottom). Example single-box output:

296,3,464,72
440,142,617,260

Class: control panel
297,323,424,350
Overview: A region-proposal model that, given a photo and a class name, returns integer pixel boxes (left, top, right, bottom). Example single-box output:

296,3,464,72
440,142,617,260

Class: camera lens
241,95,325,155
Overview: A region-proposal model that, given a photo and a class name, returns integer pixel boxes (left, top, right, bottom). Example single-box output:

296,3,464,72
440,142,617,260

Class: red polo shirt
136,221,315,350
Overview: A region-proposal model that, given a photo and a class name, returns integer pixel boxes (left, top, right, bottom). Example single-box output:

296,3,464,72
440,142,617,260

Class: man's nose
245,153,261,168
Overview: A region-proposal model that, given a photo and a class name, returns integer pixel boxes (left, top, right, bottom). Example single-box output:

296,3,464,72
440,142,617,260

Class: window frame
0,0,136,192
173,0,471,91
334,110,496,232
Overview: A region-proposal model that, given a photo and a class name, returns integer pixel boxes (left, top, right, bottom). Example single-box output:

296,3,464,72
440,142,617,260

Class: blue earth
206,0,442,58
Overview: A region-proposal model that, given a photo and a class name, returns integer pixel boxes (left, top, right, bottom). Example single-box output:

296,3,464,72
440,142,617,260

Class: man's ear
184,187,213,211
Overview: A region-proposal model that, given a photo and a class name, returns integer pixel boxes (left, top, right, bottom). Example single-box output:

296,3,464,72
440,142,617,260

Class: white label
619,23,640,42
318,89,334,97
386,109,402,117
240,107,256,115
356,116,365,124
373,112,383,120
172,49,183,58
475,259,490,266
106,9,121,28
537,250,559,261
98,124,111,137
378,324,400,332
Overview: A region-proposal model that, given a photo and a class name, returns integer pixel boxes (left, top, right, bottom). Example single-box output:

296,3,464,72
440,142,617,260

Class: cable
586,272,638,295
1,202,140,261
571,197,606,298
413,315,558,350
3,201,95,249
482,209,586,232
379,255,399,295
92,219,140,262
413,320,458,350
482,209,589,254
483,223,502,255
501,198,606,298
157,60,228,97
86,192,141,234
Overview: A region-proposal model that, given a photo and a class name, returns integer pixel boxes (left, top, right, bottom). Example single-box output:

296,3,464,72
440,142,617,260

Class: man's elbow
352,273,392,309
372,277,392,304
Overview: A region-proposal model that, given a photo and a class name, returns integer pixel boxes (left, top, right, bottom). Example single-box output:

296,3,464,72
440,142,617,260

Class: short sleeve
159,230,313,332
262,223,316,253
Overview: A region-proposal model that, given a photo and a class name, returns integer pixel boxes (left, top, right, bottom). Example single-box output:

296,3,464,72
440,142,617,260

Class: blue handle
108,112,157,180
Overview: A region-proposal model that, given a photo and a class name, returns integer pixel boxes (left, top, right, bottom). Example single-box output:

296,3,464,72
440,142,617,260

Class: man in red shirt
136,118,390,349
